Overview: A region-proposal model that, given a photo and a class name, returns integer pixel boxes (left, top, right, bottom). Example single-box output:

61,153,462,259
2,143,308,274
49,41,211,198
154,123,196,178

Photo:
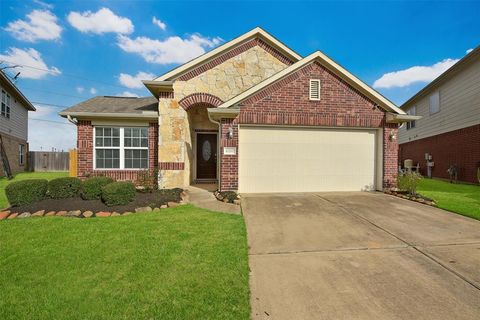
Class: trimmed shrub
81,176,114,200
101,181,136,206
48,177,82,199
5,179,48,206
398,172,422,195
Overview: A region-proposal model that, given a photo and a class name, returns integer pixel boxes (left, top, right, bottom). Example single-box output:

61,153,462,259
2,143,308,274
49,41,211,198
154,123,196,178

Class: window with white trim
1,90,11,119
19,144,25,165
406,106,416,130
429,91,440,115
309,79,321,100
94,127,148,169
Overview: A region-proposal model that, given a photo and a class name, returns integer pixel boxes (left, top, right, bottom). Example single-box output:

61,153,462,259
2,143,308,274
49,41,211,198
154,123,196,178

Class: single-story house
399,46,480,183
60,27,415,193
0,70,36,177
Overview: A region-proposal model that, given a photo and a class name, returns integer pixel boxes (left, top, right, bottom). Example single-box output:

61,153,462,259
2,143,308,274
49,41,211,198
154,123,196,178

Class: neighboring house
399,46,480,183
60,27,414,193
0,70,36,177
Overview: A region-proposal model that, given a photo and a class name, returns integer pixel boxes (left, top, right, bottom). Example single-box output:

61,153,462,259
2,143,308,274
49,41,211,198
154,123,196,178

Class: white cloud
67,8,134,35
373,58,459,89
117,33,223,64
5,9,62,42
76,86,84,93
0,47,60,79
30,104,56,118
33,0,54,10
119,71,155,89
466,48,474,54
117,91,139,97
90,87,97,94
152,17,166,30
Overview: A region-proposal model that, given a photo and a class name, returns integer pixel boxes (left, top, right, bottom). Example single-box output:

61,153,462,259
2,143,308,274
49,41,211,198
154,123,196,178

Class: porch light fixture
389,131,397,141
228,126,234,139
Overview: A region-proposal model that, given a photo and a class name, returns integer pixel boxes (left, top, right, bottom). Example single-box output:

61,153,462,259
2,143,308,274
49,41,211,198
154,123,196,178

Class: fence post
69,149,77,177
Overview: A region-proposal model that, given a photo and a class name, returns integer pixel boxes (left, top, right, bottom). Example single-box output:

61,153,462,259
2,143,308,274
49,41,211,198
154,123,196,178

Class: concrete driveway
243,192,480,320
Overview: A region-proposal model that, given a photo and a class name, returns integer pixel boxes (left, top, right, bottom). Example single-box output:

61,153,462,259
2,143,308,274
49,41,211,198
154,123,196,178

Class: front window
1,90,11,119
94,127,148,169
19,144,25,165
406,106,416,130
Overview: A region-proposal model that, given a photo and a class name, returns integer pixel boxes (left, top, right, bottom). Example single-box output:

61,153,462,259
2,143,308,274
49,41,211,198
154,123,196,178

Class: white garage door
238,126,378,193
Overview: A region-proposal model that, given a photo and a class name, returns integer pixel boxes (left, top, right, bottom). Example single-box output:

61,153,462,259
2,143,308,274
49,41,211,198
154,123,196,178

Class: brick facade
399,124,480,183
0,132,27,177
217,61,398,190
76,121,158,183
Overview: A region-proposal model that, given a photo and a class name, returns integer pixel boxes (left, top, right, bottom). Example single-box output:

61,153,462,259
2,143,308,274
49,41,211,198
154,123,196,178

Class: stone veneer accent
77,121,158,183
0,131,27,177
157,42,292,189
399,124,480,183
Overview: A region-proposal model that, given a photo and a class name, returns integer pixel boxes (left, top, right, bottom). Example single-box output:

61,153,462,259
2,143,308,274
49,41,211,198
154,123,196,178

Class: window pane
104,138,111,147
96,158,103,168
140,128,147,137
112,138,120,147
104,128,111,136
133,128,140,137
113,149,120,159
141,138,148,148
105,159,113,168
113,158,120,168
112,128,120,137
96,127,103,136
141,159,148,168
97,149,104,158
125,159,132,168
125,138,131,147
133,159,140,168
132,138,139,147
133,149,141,158
95,138,103,147
124,128,131,137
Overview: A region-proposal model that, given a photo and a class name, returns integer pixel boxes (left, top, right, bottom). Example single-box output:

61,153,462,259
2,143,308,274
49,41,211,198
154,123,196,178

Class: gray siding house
0,71,35,176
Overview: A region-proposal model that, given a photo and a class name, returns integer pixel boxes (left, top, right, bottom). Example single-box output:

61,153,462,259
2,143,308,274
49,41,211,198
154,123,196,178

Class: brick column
383,124,399,189
77,120,93,178
219,118,239,191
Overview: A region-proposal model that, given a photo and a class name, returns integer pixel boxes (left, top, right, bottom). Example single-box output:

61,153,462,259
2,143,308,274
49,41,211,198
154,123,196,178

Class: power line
2,62,133,90
29,118,74,125
18,86,90,100
31,101,71,109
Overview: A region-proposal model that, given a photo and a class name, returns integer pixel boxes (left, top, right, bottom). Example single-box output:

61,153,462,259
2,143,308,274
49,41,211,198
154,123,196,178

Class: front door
196,133,217,180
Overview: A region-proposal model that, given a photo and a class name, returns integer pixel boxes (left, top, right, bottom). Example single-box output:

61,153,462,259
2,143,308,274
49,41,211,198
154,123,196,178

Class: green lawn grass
0,205,249,319
0,171,68,209
417,179,480,220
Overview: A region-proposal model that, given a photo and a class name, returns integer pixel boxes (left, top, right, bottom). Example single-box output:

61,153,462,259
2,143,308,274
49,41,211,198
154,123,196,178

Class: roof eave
207,108,240,121
142,80,173,97
59,111,159,120
386,113,422,124
0,72,36,111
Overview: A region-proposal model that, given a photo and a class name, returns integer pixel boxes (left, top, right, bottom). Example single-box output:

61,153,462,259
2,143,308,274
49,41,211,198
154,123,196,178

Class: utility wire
2,62,134,90
31,101,71,109
29,118,74,125
17,86,91,100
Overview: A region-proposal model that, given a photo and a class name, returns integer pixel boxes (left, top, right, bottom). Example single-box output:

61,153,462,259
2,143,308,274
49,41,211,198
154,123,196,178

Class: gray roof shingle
59,96,158,115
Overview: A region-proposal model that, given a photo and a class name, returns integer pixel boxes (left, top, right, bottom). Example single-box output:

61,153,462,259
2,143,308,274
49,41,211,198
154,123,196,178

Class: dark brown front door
196,133,217,180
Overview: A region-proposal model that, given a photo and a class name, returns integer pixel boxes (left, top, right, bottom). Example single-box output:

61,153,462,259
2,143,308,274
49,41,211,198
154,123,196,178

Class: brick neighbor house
60,27,416,193
399,46,480,183
0,70,36,177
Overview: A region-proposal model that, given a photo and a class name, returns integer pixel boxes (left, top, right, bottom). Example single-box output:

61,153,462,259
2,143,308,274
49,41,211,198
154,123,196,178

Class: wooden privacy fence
29,151,69,172
69,149,77,177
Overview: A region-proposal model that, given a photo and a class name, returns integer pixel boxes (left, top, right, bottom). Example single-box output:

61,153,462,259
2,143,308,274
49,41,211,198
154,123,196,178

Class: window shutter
309,79,321,100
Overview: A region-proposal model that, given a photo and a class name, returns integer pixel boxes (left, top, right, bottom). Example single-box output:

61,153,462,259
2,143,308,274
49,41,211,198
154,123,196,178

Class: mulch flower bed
385,190,437,207
0,189,185,220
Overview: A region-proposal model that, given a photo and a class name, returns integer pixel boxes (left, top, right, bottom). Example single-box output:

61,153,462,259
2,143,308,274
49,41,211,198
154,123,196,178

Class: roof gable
218,51,405,115
154,27,302,82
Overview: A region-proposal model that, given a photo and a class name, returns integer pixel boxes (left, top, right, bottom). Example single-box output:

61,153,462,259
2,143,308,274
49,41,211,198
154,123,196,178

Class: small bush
398,172,422,195
102,181,136,206
48,177,82,199
219,191,238,203
136,169,158,193
81,176,114,200
5,179,48,206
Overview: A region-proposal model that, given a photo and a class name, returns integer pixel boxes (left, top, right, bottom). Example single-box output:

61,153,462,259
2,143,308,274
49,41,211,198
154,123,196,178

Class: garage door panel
239,127,376,193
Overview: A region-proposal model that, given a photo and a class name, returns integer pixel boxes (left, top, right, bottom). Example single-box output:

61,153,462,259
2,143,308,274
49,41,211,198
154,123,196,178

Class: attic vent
309,79,321,100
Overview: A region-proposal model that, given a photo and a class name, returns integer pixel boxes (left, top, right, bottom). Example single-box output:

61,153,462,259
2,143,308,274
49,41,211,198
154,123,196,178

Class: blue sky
1,0,479,151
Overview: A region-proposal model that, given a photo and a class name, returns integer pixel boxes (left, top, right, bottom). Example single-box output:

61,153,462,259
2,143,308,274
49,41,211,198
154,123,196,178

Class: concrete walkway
243,192,480,320
184,185,241,214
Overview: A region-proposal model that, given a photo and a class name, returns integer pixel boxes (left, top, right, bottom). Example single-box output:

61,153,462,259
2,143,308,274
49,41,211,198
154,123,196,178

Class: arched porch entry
179,93,223,185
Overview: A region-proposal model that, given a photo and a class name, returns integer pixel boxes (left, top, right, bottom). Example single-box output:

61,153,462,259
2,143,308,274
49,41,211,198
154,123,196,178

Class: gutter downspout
208,111,222,191
67,115,78,125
